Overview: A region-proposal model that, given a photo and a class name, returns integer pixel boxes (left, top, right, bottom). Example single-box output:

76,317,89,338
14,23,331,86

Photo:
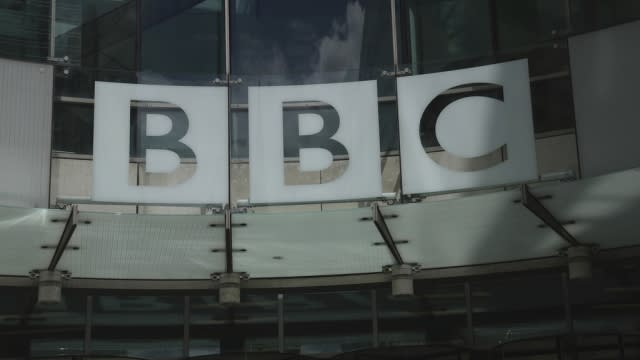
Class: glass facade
45,0,640,211
0,0,639,359
1,265,639,358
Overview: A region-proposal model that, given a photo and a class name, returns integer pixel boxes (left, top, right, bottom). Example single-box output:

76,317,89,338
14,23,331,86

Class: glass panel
398,0,575,138
529,168,640,249
493,336,561,359
284,290,371,354
0,290,85,358
57,212,225,279
55,0,136,70
399,0,493,74
230,0,393,79
28,291,86,356
140,0,225,76
0,206,70,276
53,0,225,90
334,346,471,360
191,292,279,355
495,0,568,49
577,334,624,359
378,281,467,347
0,0,50,61
232,207,393,277
571,0,640,33
472,272,566,347
570,263,640,333
383,189,565,269
624,335,640,359
91,295,183,358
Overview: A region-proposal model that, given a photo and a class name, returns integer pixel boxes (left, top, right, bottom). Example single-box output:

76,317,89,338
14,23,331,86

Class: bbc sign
93,60,537,205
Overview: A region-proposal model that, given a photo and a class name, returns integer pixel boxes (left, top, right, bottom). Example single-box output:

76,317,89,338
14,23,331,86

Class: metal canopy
0,168,638,281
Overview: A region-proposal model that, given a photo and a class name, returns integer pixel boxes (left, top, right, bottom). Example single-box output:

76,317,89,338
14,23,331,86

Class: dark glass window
91,295,184,358
231,0,393,83
53,0,226,155
55,0,136,71
191,292,279,355
0,0,50,61
284,291,372,354
398,0,575,140
378,281,468,347
495,0,568,49
0,289,86,358
571,0,640,33
140,0,225,77
398,0,493,74
472,272,566,347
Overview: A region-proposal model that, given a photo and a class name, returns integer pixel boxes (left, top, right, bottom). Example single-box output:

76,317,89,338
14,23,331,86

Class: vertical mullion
390,0,399,71
389,0,405,202
224,0,234,273
562,272,573,333
183,296,190,358
224,0,231,77
488,0,500,60
135,0,142,73
278,294,284,353
84,295,92,354
49,0,56,58
371,289,379,348
464,282,474,347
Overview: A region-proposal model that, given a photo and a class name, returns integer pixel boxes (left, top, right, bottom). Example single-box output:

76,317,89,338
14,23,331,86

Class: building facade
0,0,639,358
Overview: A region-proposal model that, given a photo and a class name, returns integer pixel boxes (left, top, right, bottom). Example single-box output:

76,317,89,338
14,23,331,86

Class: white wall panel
0,58,53,208
569,20,640,177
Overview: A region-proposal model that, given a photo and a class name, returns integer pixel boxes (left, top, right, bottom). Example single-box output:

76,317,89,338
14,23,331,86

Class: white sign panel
248,80,382,204
0,59,53,208
569,20,640,177
397,59,537,195
93,82,228,204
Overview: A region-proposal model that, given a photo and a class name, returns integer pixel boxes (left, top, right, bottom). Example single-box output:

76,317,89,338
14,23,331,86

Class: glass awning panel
382,189,566,269
232,207,393,278
0,207,68,276
57,212,226,279
529,167,640,248
0,168,638,280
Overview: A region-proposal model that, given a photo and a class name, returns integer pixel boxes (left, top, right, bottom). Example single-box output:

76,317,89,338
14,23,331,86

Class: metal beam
48,205,78,271
520,185,580,247
372,203,403,265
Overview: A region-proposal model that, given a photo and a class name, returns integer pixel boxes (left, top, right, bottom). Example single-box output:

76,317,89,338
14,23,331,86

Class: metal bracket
520,185,581,247
382,263,421,273
212,77,243,85
48,205,79,271
381,68,412,77
47,55,70,64
29,269,72,280
372,203,404,265
557,244,600,257
211,272,249,281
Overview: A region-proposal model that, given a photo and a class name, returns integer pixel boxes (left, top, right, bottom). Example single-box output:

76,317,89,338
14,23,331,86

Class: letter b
248,81,382,204
92,82,228,205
